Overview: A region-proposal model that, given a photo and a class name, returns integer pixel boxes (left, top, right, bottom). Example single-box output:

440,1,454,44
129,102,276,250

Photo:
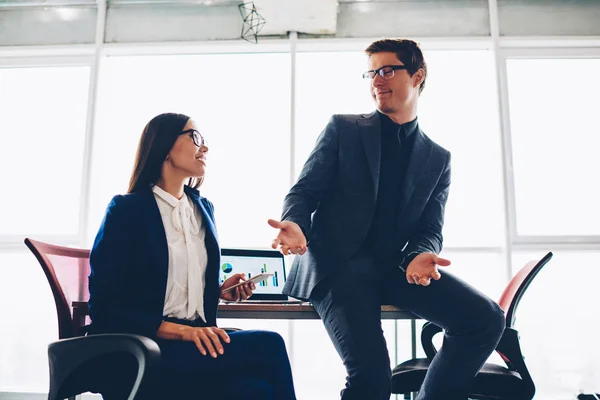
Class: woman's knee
245,330,286,348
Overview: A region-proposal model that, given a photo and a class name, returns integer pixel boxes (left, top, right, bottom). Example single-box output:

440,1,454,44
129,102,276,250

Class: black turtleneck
364,112,419,261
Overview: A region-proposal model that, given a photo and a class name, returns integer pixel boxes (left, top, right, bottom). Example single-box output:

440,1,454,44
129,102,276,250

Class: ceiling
1,0,600,46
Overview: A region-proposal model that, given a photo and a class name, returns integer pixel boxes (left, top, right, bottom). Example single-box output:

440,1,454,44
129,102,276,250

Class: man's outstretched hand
268,219,307,255
406,253,451,286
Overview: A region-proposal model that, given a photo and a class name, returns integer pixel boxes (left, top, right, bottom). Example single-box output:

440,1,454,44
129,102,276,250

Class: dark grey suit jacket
281,111,451,301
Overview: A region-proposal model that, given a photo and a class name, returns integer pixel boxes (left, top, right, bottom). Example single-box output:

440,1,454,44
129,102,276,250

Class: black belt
163,316,207,328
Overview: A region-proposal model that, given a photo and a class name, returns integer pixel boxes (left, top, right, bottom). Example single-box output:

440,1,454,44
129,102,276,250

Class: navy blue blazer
282,112,451,300
88,185,221,338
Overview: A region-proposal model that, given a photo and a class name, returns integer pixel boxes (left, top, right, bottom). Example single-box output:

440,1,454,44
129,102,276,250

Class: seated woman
88,112,296,400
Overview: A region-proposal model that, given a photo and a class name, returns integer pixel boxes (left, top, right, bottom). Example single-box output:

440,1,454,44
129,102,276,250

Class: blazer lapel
185,187,219,248
358,111,382,198
185,187,220,325
139,188,169,287
397,129,433,224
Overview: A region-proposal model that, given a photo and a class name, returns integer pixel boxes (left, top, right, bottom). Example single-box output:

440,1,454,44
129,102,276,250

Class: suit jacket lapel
397,128,433,225
138,188,169,287
185,187,219,251
186,187,220,324
358,111,382,198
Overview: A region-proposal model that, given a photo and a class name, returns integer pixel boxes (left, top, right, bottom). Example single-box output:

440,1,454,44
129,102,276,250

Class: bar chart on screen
219,253,285,295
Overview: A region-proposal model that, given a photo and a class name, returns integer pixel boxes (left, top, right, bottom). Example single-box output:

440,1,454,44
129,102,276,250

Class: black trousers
310,254,505,400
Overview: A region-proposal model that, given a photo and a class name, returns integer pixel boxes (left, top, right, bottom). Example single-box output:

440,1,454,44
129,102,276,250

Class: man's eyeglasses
362,65,409,80
181,129,206,148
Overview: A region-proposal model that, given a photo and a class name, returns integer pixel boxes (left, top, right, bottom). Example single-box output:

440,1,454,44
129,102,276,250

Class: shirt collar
379,111,419,140
152,185,188,208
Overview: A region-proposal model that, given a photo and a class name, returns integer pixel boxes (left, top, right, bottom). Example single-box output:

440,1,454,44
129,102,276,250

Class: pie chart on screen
222,263,233,273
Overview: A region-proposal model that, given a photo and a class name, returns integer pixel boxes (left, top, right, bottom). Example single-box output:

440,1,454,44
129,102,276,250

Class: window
0,65,90,236
88,53,291,248
418,50,504,247
294,51,374,175
507,58,600,236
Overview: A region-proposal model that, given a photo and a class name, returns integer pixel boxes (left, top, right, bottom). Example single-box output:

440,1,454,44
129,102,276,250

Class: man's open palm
268,219,307,255
406,252,451,286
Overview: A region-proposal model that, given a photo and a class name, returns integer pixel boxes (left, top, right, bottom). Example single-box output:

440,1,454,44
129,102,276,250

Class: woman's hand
156,321,230,358
220,273,256,302
180,326,231,358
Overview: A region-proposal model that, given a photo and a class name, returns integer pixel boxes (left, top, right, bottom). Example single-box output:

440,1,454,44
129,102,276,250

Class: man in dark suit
269,39,505,400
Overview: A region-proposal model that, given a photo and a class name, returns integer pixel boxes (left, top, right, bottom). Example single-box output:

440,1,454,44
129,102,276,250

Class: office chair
25,238,160,400
391,252,554,400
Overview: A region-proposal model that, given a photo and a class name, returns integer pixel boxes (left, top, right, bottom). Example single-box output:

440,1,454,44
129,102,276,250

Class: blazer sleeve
401,151,451,269
281,115,340,239
89,195,164,338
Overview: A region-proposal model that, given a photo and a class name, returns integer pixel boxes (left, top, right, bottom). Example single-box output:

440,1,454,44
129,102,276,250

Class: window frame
0,56,94,248
498,47,600,246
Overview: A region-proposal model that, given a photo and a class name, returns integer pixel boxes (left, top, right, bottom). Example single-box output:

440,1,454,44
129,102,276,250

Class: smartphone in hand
221,273,274,293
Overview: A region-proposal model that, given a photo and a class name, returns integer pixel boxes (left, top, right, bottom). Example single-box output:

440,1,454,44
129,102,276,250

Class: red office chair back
25,238,90,339
498,252,553,329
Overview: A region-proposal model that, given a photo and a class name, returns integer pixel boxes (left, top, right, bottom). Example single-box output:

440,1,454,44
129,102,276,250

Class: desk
218,303,419,364
218,302,416,320
72,301,419,359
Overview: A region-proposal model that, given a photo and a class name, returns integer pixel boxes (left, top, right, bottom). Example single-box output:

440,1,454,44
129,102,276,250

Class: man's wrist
401,251,421,271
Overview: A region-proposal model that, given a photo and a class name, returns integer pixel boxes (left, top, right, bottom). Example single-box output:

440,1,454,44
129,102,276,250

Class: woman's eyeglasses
181,129,206,148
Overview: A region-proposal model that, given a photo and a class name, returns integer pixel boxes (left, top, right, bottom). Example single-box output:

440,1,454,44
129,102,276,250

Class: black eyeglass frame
181,129,206,147
362,65,409,80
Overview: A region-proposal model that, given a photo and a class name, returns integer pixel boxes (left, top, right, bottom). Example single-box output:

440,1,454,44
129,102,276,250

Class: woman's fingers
197,330,218,358
214,328,231,344
187,328,231,357
192,334,207,356
205,329,225,355
240,283,253,299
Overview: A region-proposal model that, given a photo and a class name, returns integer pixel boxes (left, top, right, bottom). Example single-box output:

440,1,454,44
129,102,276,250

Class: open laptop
219,248,304,303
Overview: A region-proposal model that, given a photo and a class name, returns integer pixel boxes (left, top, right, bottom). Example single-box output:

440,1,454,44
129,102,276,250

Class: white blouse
153,185,208,322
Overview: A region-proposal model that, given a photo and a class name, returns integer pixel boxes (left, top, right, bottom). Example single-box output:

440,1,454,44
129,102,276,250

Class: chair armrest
222,327,242,333
48,334,160,400
421,322,443,361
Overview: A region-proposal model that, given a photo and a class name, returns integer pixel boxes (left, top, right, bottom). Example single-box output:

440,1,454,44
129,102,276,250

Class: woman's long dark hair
127,112,203,193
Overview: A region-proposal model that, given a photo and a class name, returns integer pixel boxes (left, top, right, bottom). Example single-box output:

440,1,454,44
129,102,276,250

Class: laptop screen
219,248,287,300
